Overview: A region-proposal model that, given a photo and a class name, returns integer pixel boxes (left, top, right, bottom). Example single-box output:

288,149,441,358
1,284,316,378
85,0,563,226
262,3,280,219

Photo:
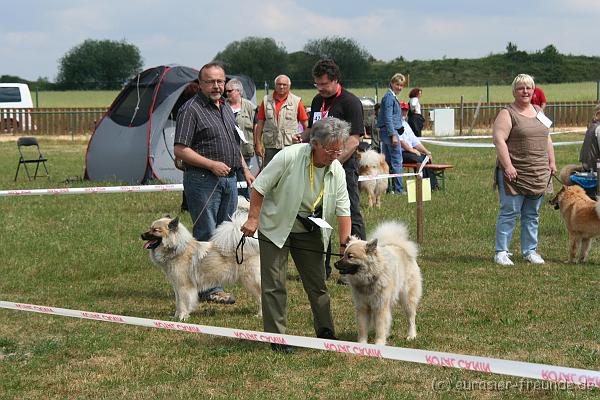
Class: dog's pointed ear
164,214,172,219
168,217,179,231
366,238,378,254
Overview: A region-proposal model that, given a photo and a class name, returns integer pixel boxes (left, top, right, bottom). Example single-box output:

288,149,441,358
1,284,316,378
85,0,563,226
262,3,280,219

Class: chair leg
23,162,32,180
14,162,21,181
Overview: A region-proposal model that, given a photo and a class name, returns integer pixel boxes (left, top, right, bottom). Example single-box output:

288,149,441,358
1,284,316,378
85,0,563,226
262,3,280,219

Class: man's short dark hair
199,62,225,80
312,59,341,81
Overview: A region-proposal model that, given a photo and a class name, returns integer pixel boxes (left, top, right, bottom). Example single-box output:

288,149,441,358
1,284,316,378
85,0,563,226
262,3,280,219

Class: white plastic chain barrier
1,300,599,388
420,139,583,148
0,173,420,198
419,129,585,148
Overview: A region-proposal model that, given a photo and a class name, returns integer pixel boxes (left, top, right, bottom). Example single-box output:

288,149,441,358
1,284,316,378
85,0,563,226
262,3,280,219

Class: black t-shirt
308,87,364,136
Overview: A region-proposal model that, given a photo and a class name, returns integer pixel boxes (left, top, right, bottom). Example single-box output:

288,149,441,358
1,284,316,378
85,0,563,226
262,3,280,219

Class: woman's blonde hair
511,74,535,94
390,73,406,86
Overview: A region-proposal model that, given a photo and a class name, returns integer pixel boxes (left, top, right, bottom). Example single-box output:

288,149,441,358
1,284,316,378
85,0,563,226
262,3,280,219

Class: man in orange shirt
254,75,309,166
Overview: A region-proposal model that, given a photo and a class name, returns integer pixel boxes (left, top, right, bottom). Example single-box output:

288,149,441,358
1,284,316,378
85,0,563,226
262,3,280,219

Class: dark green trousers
258,230,335,337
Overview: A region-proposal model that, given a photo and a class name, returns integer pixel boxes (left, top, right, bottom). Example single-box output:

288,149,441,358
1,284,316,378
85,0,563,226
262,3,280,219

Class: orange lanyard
320,84,342,117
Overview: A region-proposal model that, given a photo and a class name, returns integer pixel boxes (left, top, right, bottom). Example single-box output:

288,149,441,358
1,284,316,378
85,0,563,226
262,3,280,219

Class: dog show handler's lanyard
309,152,325,213
313,85,342,123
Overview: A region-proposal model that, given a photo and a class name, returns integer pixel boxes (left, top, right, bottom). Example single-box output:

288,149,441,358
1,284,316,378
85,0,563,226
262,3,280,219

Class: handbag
295,206,323,232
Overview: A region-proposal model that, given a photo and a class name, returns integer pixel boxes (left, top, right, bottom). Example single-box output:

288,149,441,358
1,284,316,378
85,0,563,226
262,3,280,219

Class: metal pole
264,81,269,97
375,82,379,103
486,81,490,103
597,80,599,102
416,176,424,244
35,88,39,108
468,96,484,136
596,159,600,198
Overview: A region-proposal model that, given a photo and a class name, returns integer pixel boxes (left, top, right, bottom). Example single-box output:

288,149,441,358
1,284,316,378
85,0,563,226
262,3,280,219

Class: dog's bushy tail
210,211,259,256
559,164,583,186
370,221,418,260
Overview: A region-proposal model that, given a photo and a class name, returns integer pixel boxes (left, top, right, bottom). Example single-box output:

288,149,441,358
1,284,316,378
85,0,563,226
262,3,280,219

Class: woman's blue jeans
495,169,544,256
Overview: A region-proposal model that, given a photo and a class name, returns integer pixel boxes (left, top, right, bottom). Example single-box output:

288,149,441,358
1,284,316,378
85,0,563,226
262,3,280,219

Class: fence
423,101,596,132
0,102,596,138
0,108,107,137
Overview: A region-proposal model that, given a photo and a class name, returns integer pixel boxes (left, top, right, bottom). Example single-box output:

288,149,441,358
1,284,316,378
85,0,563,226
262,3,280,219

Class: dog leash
235,235,344,265
190,181,220,230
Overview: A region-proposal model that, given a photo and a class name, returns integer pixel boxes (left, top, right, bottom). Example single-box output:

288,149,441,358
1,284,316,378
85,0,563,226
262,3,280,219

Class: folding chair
14,136,49,181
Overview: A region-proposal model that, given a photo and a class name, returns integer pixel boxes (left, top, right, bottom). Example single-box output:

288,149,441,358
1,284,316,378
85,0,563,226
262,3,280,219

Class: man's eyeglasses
313,82,332,88
202,79,225,86
225,89,237,93
322,147,343,156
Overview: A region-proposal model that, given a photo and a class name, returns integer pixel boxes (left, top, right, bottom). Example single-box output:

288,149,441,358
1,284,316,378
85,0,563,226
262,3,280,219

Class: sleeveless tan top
498,104,550,195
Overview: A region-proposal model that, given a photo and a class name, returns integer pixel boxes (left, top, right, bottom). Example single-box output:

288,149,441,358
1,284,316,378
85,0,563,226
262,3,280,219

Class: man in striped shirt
174,62,254,304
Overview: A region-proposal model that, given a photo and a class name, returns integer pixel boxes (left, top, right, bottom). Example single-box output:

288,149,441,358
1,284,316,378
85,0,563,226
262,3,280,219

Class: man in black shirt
306,59,366,280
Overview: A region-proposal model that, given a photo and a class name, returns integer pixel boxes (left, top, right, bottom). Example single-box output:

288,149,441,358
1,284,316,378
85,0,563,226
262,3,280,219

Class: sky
3,0,599,82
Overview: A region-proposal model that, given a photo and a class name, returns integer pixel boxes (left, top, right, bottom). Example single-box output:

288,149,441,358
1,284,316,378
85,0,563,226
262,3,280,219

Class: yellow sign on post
407,178,431,203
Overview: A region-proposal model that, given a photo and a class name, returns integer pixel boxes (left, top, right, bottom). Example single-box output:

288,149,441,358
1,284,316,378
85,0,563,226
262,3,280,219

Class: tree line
2,37,599,90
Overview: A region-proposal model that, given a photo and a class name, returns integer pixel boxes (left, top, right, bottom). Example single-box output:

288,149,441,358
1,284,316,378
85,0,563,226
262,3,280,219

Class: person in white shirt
407,88,424,137
399,102,438,190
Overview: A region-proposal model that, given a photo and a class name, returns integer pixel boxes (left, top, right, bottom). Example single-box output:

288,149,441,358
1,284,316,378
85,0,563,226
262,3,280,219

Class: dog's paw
406,334,417,341
175,313,190,322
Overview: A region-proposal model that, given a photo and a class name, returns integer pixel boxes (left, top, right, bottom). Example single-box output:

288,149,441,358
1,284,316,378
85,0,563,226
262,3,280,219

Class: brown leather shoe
203,291,236,304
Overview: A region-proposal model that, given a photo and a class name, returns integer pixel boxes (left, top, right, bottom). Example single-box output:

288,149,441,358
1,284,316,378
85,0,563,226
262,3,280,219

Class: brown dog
549,185,600,263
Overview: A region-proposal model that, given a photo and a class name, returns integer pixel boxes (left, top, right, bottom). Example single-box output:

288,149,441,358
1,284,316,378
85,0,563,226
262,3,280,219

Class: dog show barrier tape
419,129,585,148
0,173,421,198
1,300,599,388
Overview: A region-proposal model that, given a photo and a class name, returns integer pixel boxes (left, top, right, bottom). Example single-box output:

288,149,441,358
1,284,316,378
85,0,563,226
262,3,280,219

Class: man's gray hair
225,78,245,97
310,117,350,147
274,74,291,86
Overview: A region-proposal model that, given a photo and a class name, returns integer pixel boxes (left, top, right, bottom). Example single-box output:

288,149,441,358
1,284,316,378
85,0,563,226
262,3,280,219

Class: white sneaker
494,251,514,266
524,251,545,264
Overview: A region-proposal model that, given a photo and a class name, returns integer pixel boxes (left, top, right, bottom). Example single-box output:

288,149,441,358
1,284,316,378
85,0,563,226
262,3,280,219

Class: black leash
235,235,345,265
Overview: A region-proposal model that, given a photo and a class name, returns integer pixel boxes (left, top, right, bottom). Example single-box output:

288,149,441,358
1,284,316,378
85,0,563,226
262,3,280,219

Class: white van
0,83,34,130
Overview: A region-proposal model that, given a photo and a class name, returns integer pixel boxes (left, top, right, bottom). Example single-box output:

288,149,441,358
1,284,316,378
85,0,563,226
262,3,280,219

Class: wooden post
416,175,424,244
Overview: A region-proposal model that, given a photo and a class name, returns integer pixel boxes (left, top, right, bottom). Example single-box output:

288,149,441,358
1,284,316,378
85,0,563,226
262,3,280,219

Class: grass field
1,134,599,398
35,81,600,108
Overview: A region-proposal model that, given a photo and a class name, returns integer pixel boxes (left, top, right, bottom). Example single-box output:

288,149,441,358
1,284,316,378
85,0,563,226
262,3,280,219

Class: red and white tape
1,300,599,388
0,173,419,198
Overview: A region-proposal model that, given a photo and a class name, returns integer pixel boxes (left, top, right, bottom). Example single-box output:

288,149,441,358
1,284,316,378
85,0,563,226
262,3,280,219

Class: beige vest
262,93,301,149
235,98,256,158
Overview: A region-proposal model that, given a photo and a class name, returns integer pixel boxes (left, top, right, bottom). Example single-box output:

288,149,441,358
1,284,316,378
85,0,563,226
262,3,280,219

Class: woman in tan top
492,74,557,266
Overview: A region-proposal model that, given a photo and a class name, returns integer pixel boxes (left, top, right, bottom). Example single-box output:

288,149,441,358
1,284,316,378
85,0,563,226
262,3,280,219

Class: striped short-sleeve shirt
174,92,242,169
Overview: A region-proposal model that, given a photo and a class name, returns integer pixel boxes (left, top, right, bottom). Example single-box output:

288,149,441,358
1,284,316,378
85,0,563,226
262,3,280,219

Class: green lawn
35,81,600,108
1,136,599,399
